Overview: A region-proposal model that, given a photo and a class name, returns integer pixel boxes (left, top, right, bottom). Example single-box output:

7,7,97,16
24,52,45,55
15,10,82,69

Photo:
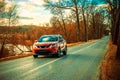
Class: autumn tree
106,0,120,59
49,8,68,40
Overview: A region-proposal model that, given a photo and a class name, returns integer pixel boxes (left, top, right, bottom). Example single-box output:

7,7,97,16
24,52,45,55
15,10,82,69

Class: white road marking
70,42,98,54
22,58,60,76
1,63,33,74
21,41,98,76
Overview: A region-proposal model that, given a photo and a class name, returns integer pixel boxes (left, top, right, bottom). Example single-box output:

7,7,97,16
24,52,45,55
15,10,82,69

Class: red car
32,35,67,58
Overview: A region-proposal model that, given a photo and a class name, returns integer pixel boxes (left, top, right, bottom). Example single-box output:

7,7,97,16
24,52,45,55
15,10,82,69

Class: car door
59,36,65,50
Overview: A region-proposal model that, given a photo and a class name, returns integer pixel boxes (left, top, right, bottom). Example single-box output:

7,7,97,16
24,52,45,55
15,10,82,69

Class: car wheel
63,47,67,55
56,47,61,58
33,55,38,58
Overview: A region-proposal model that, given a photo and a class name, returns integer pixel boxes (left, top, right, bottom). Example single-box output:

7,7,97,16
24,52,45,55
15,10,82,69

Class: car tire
56,47,61,58
63,46,67,55
33,55,38,58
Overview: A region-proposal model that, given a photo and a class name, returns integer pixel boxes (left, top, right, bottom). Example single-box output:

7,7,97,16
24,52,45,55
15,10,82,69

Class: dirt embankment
0,52,33,62
100,40,120,80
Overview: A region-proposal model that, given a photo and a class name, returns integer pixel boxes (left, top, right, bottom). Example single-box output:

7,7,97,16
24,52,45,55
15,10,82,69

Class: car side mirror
59,39,63,42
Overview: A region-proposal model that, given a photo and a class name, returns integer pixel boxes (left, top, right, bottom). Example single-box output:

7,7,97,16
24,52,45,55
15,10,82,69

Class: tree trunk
112,12,119,45
92,14,96,39
82,6,87,42
110,0,120,45
116,35,120,59
60,12,67,41
73,0,81,41
116,7,120,59
0,34,7,58
0,43,5,58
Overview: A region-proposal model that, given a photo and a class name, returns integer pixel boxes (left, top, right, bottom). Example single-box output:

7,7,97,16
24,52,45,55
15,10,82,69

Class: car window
38,36,58,42
59,36,63,42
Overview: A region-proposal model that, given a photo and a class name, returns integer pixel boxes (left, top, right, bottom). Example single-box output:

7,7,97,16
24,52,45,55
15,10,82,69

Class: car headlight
33,44,37,48
49,44,57,48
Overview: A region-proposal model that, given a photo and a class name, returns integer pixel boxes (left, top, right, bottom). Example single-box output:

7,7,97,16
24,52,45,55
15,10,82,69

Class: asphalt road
0,36,109,80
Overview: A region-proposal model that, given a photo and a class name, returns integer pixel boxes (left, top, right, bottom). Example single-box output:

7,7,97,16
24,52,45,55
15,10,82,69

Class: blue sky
5,0,109,25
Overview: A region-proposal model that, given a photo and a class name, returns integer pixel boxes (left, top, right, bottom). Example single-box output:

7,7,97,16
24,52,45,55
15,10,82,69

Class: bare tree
0,1,18,58
0,0,5,25
44,0,81,41
0,0,7,58
7,4,18,27
79,0,88,42
72,0,81,41
51,8,68,40
88,5,97,39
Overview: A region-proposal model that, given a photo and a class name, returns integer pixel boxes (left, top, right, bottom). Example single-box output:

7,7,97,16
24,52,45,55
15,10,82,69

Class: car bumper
32,48,58,55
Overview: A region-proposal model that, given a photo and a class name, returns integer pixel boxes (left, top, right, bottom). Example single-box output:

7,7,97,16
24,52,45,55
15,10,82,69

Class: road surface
0,36,109,80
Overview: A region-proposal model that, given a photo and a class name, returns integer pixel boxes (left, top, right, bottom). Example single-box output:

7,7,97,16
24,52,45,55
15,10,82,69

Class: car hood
35,42,58,46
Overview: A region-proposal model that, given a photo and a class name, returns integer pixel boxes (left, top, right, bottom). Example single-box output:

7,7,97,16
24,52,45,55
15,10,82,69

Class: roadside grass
100,40,120,80
0,40,95,62
67,40,95,47
0,52,33,62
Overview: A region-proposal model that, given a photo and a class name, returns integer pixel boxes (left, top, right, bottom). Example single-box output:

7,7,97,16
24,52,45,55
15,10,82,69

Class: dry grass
100,40,120,80
67,42,83,47
67,39,96,47
0,52,33,62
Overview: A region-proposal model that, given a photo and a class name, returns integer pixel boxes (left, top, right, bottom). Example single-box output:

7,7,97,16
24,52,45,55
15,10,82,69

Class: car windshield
38,36,58,42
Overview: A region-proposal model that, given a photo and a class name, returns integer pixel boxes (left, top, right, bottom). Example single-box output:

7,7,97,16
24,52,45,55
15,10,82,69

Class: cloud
19,13,52,25
15,0,52,25
29,0,45,6
2,0,60,25
95,4,111,10
3,0,15,12
19,16,33,19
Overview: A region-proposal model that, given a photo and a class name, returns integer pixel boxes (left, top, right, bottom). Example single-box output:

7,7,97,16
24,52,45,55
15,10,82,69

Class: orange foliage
0,20,105,45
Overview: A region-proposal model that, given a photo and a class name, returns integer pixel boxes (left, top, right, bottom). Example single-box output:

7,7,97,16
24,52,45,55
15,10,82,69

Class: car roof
41,34,62,37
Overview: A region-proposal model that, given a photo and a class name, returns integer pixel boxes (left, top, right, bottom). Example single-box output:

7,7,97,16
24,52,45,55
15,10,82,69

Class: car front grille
37,46,49,48
36,50,52,55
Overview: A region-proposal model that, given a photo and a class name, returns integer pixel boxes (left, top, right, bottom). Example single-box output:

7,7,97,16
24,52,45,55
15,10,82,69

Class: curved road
0,36,109,80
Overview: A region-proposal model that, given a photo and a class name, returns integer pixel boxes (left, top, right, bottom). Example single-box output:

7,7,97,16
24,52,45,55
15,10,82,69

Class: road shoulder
100,40,120,80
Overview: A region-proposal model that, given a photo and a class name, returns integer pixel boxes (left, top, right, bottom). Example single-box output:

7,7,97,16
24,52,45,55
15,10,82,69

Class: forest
0,0,119,59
